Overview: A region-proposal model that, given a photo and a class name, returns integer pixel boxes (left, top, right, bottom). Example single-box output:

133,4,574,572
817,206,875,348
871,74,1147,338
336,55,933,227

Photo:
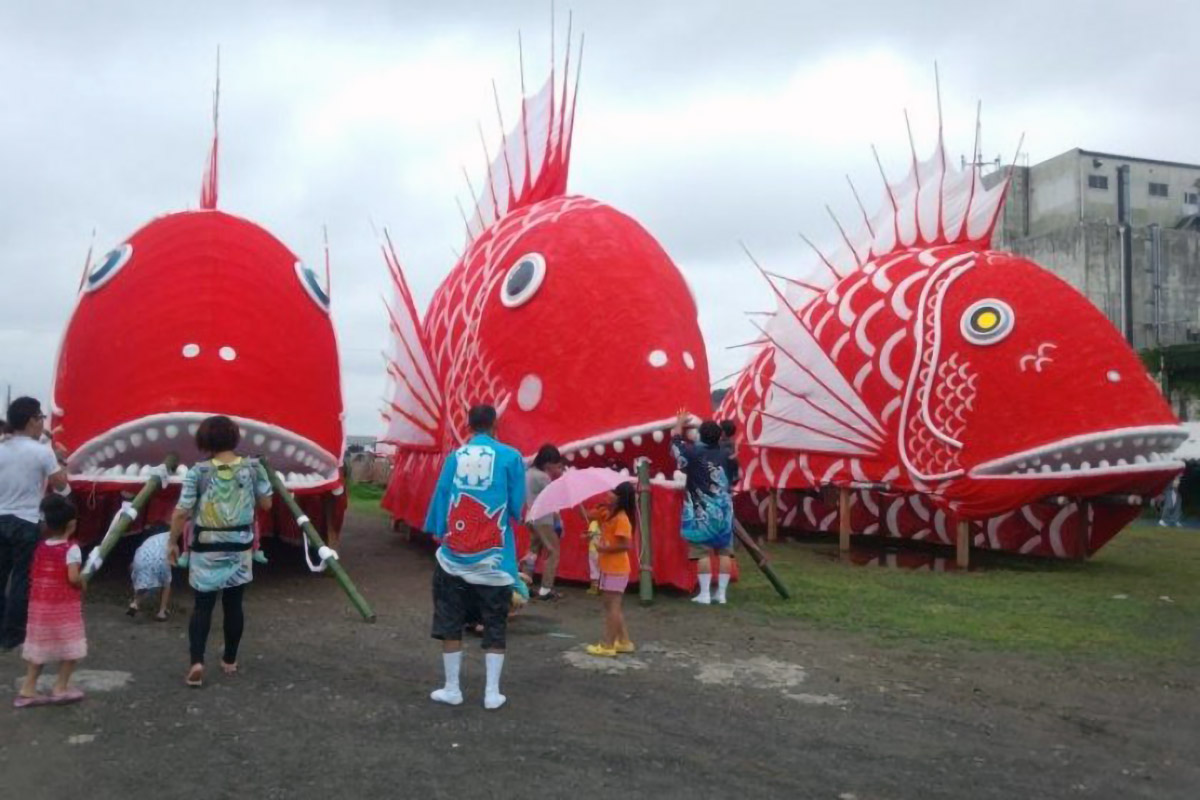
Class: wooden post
264,459,376,622
838,487,851,555
956,520,970,570
766,488,779,542
636,459,654,604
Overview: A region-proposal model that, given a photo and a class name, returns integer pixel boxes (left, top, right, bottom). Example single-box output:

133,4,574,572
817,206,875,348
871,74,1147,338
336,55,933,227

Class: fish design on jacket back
719,105,1184,557
382,41,711,527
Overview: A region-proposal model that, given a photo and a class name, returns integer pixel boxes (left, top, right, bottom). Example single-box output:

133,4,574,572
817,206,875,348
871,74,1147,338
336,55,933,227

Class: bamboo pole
263,460,376,622
956,520,970,570
766,488,779,542
838,487,852,556
81,456,178,579
732,519,790,599
636,459,654,604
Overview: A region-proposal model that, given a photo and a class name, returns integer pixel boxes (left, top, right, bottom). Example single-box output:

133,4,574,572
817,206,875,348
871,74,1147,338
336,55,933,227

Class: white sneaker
692,595,712,605
430,688,463,706
484,692,507,710
715,595,727,605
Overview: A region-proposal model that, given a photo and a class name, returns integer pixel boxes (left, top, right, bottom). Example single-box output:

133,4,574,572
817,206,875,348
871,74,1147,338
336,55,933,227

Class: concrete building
986,148,1200,352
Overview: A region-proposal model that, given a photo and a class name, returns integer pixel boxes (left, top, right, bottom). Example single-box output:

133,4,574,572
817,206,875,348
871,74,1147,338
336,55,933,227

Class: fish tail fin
463,20,582,241
379,229,444,451
200,47,220,211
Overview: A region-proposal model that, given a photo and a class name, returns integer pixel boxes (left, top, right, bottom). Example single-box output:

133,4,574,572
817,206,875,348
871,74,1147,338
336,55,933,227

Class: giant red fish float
381,38,714,588
51,90,347,545
718,103,1185,558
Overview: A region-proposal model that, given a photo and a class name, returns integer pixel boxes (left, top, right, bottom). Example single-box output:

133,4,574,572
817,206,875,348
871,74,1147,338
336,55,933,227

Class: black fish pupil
506,260,535,296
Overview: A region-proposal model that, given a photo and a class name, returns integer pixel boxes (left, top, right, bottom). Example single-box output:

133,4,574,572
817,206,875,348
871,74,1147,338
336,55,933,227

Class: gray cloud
2,1,1197,435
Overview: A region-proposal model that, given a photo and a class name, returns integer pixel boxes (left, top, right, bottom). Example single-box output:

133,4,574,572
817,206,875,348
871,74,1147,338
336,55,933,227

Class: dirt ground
1,510,1197,800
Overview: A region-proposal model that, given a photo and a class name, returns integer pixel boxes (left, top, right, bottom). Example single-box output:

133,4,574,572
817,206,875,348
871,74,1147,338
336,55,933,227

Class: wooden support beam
956,520,970,570
838,487,851,555
767,488,779,542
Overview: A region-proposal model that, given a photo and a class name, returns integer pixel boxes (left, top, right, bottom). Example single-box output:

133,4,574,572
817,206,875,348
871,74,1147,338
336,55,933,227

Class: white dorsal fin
462,24,581,243
380,231,443,451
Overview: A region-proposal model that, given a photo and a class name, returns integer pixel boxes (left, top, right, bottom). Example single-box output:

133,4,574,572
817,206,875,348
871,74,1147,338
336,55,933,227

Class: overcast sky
2,0,1197,436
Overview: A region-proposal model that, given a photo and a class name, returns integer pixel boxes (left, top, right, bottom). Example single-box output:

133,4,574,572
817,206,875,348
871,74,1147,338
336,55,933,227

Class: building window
1088,174,1108,190
1149,182,1169,198
1185,191,1199,205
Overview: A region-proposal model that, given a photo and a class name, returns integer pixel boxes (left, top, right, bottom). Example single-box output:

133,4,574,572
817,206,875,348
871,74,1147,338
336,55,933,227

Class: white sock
716,573,731,603
430,651,463,705
693,572,712,603
484,652,506,709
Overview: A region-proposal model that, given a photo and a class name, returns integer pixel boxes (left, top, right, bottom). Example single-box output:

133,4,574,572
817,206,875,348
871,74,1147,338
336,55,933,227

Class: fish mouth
66,412,340,491
549,415,699,488
969,425,1187,479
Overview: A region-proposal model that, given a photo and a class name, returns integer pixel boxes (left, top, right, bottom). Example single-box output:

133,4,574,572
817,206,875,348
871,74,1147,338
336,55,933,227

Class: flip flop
48,689,85,705
154,611,169,622
13,694,52,709
185,665,204,687
220,661,238,676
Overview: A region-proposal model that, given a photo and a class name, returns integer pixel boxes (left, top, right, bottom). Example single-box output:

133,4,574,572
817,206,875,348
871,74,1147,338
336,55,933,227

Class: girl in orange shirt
585,482,636,657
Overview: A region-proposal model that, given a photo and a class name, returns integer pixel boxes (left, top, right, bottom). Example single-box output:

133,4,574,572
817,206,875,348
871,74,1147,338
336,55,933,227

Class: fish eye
294,261,330,312
84,244,133,292
960,299,1014,345
499,253,546,308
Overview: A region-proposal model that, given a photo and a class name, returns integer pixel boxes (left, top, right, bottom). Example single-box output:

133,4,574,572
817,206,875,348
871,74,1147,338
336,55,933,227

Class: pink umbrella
526,467,634,521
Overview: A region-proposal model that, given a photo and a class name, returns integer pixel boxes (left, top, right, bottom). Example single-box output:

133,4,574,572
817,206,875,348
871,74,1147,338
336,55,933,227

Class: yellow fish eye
961,299,1014,345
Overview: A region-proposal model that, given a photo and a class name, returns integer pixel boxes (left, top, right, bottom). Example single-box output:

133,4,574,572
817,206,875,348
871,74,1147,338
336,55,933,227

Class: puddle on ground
12,669,133,693
562,646,847,707
845,549,970,572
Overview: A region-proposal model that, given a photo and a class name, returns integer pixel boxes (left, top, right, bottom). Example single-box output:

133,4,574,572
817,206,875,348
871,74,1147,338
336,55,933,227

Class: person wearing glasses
0,397,69,650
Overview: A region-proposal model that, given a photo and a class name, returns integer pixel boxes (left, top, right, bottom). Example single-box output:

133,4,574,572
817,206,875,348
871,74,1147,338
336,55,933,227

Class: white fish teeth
284,444,296,457
652,431,664,443
1031,458,1041,466
187,423,199,436
239,427,248,439
130,433,143,447
165,425,179,439
565,452,575,462
1132,437,1144,447
1096,442,1106,451
1134,455,1147,465
631,435,643,446
125,463,140,476
106,466,124,476
139,465,152,477
269,440,282,452
1080,461,1091,470
103,446,115,459
1149,452,1162,462
145,428,159,442
295,450,308,464
1016,461,1027,470
1053,453,1062,461
1072,447,1082,455
253,434,265,446
1059,463,1071,472
1098,460,1110,468
114,439,127,453
593,444,606,456
612,440,625,454
287,472,301,484
1116,458,1128,466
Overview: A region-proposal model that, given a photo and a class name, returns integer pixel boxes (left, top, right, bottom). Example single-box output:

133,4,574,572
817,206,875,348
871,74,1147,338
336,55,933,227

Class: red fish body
382,55,711,535
52,142,347,544
720,127,1183,557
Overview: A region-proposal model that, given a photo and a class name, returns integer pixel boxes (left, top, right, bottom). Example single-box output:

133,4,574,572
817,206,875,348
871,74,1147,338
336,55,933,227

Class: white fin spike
477,121,500,215
903,109,919,186
491,80,516,195
765,270,825,294
454,197,473,240
825,204,864,267
461,165,485,234
797,232,845,280
846,175,875,237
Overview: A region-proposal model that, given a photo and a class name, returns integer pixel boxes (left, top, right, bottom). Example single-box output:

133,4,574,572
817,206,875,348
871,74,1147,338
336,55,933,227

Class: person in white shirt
0,397,69,650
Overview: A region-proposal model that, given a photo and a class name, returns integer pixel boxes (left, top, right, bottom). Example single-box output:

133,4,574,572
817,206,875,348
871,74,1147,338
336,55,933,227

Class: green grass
736,523,1200,663
347,481,389,517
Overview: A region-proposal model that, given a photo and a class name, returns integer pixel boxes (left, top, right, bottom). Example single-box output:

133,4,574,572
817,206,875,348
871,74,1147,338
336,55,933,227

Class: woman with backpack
167,416,272,687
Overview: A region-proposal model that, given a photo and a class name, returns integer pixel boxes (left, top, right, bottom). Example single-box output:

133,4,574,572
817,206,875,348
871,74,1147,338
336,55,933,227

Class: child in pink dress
14,495,87,708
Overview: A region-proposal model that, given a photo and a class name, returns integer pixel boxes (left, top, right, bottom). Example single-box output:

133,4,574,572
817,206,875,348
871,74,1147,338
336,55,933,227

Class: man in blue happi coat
425,404,525,710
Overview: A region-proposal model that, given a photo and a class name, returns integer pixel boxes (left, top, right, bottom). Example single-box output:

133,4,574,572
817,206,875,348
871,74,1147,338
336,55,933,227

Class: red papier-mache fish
380,38,713,587
719,106,1185,558
51,99,347,544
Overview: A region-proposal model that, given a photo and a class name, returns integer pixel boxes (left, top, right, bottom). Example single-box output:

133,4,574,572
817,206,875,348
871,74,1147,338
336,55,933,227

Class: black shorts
431,565,511,650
